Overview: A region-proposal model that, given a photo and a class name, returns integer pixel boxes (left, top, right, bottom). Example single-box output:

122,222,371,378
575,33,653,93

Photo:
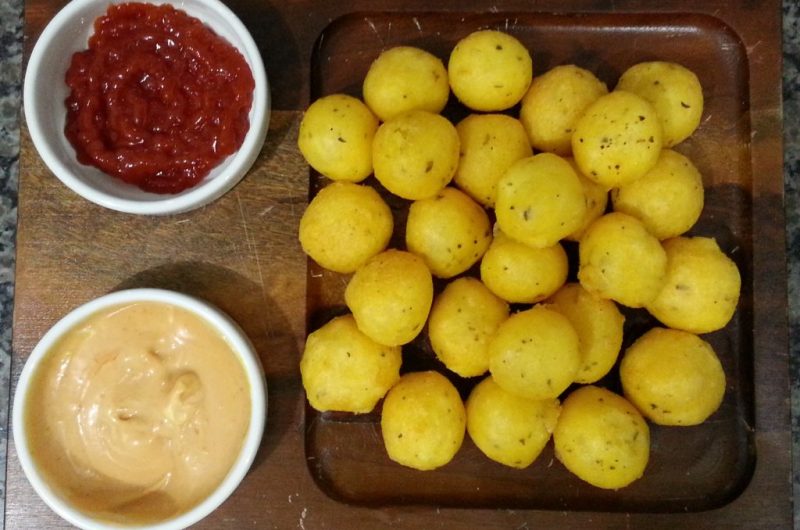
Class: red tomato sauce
64,2,255,194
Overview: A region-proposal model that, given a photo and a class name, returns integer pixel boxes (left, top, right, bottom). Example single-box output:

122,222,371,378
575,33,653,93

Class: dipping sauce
64,2,255,194
23,301,251,525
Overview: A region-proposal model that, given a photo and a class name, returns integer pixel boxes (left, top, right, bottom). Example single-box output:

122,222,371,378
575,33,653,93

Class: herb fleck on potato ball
620,327,726,426
363,46,450,121
298,94,378,182
466,377,560,469
554,386,650,490
300,314,401,413
646,236,741,334
372,110,460,200
448,29,533,112
299,182,393,273
381,371,466,471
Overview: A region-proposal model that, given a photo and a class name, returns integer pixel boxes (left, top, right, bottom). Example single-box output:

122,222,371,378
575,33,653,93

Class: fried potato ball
488,305,580,400
448,30,533,111
345,249,433,346
372,110,460,200
578,212,668,308
520,64,608,156
495,153,587,248
564,157,609,241
548,283,625,384
480,231,568,304
428,277,510,378
616,61,704,147
611,149,704,240
454,113,533,207
299,182,393,273
363,46,450,121
620,327,726,426
300,314,402,413
466,377,560,469
646,236,741,334
381,371,466,471
297,94,378,182
406,187,492,278
572,90,663,189
553,386,650,490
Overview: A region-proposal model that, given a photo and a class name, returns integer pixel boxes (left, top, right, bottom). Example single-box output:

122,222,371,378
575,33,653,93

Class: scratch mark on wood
237,190,267,296
746,39,762,55
365,17,384,47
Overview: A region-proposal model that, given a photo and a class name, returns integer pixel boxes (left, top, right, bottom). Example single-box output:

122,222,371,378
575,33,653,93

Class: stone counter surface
0,0,797,527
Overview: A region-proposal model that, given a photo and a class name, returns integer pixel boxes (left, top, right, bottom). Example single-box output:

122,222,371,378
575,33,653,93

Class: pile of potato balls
297,28,741,489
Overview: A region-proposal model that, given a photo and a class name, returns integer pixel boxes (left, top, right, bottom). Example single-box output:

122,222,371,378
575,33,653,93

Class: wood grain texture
10,0,789,528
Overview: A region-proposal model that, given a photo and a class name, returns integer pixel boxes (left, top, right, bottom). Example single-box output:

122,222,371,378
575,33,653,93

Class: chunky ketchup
64,2,255,194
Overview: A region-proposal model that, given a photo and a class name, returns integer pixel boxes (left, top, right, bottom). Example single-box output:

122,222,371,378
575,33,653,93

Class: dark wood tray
9,0,788,528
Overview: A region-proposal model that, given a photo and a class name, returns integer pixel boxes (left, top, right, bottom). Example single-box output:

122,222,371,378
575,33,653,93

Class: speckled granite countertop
0,0,798,527
0,0,21,526
788,5,800,530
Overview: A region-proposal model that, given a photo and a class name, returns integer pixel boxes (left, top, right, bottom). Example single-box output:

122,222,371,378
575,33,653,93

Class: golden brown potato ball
405,187,492,278
620,327,726,426
448,30,533,111
616,61,704,147
488,305,580,400
381,371,466,471
300,315,402,413
564,157,609,241
345,249,433,346
495,153,587,248
466,376,560,468
480,231,568,304
646,236,741,334
372,110,460,200
611,149,704,240
363,46,450,121
299,182,393,273
572,90,663,189
298,94,378,182
454,113,533,207
520,64,608,155
548,282,625,384
578,212,668,308
428,277,509,378
553,385,650,490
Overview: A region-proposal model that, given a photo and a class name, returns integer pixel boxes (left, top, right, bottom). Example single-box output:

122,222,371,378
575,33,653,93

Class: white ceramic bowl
24,0,270,215
12,288,267,530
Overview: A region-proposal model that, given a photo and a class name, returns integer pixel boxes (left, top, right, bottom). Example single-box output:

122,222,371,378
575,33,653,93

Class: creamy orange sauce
24,301,251,524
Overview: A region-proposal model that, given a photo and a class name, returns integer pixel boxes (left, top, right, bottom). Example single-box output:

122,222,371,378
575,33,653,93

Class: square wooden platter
8,0,789,527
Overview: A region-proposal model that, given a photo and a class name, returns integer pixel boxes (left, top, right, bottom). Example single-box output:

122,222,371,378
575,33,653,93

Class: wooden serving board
9,0,789,528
